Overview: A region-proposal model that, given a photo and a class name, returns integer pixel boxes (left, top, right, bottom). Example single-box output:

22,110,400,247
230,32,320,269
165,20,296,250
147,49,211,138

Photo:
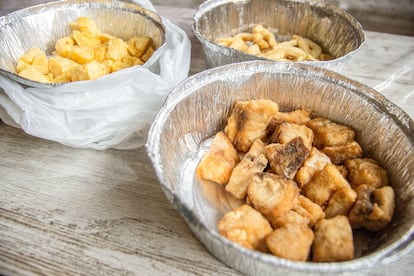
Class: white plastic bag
0,0,191,150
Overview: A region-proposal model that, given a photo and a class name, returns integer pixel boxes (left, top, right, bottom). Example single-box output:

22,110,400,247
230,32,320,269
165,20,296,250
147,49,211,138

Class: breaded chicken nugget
265,137,310,179
295,147,331,188
226,139,268,199
322,141,363,165
196,132,239,185
307,117,356,149
218,204,273,252
224,100,279,152
247,172,300,221
269,121,314,151
266,223,314,261
302,163,351,208
348,184,395,232
325,187,357,218
345,158,389,189
312,216,354,262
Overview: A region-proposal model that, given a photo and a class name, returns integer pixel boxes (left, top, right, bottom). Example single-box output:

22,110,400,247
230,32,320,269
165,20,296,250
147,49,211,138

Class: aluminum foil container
147,61,414,275
193,0,365,70
0,0,166,88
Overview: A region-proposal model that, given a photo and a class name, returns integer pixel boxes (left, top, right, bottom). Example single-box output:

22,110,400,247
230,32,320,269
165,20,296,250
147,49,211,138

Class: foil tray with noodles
193,0,365,70
147,61,414,275
0,0,166,88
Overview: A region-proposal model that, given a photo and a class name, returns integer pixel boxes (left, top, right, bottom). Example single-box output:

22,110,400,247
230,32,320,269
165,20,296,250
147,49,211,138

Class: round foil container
193,0,365,70
0,0,166,88
147,61,414,275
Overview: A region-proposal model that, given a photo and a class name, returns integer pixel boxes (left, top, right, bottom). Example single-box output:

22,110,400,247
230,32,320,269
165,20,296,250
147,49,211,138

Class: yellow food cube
48,56,79,76
52,70,73,83
15,59,30,73
111,61,131,73
106,38,128,61
18,47,44,64
70,16,99,37
67,46,94,64
18,65,50,83
55,37,75,57
72,30,101,49
140,46,154,62
127,36,152,57
70,61,106,81
32,54,49,75
121,55,143,66
94,45,107,63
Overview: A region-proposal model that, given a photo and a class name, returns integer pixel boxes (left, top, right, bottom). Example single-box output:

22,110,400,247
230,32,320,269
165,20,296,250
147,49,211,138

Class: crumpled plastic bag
0,0,191,150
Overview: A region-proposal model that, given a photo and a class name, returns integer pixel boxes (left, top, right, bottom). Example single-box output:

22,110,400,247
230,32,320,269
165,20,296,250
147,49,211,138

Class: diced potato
67,46,94,64
106,38,129,61
127,36,152,57
18,65,50,83
48,56,79,77
141,46,154,62
218,204,273,252
72,30,101,49
55,37,75,57
70,16,99,37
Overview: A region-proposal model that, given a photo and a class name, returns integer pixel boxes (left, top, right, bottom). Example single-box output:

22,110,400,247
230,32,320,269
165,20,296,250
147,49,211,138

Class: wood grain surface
1,2,413,276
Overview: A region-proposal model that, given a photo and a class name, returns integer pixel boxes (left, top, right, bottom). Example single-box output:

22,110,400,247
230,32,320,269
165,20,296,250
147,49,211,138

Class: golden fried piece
196,132,240,185
272,195,325,228
295,147,331,188
324,187,357,218
247,172,300,222
224,100,279,152
271,109,311,125
348,184,395,232
266,223,314,261
265,137,310,179
226,139,268,199
269,122,314,151
312,215,354,262
302,163,351,208
336,164,348,179
322,141,363,165
345,158,389,189
295,195,326,227
307,117,356,149
218,204,273,252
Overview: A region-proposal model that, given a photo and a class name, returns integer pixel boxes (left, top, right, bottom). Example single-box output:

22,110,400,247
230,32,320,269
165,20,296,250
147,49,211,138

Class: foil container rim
0,0,167,89
146,60,414,273
192,0,366,64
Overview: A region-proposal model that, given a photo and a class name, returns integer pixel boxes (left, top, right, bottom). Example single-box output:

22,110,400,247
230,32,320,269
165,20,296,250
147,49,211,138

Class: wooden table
1,3,413,276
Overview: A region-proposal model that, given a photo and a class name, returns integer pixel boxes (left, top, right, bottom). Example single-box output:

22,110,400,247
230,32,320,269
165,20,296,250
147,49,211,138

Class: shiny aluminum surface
193,0,365,70
147,61,414,275
0,0,166,88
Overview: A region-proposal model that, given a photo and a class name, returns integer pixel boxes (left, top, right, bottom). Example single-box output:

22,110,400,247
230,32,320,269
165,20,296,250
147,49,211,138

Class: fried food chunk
218,204,273,252
295,147,331,188
273,195,325,228
302,163,351,208
269,122,314,151
325,187,357,218
312,216,354,262
266,223,314,261
307,117,356,149
196,132,239,185
270,109,311,125
226,139,268,199
322,141,363,164
345,158,389,189
265,137,310,179
224,100,279,152
348,185,395,232
247,172,300,221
